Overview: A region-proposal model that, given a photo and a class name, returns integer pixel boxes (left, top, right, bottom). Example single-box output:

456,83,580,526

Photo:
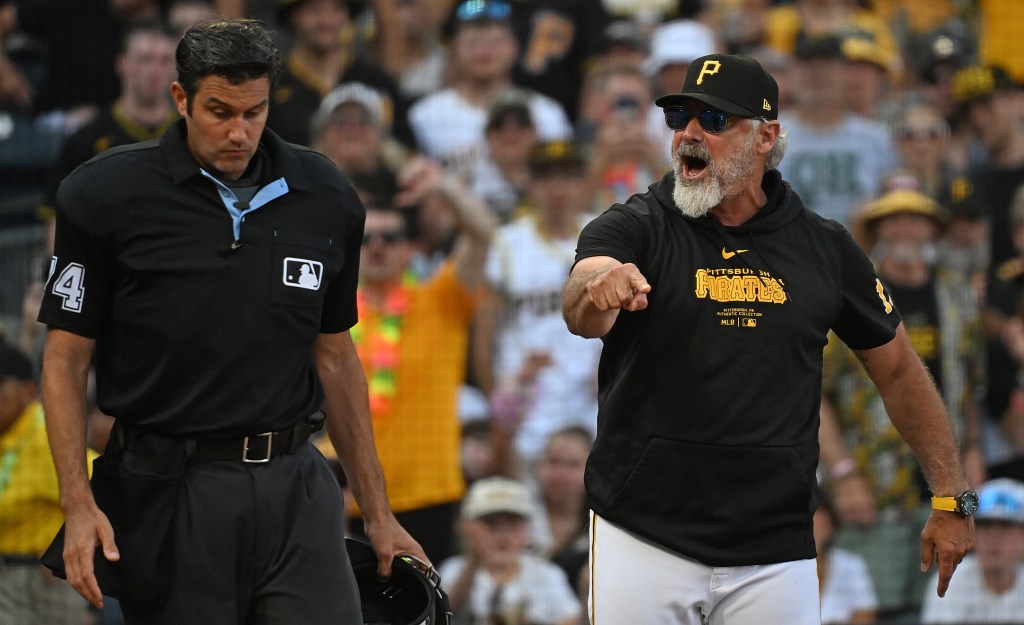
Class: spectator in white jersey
815,488,879,625
407,0,570,180
473,140,600,474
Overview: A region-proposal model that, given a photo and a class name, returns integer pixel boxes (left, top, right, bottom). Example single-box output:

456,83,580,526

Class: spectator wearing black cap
408,0,571,181
937,184,990,299
912,27,970,121
266,0,413,147
952,64,1024,268
0,343,94,625
763,0,897,60
469,87,538,222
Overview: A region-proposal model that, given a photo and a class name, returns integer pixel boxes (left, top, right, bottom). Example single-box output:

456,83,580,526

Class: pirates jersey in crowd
484,212,601,461
507,0,611,121
42,102,178,212
266,52,413,148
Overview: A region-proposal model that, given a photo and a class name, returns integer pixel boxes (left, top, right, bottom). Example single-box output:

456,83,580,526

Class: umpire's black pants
118,443,360,625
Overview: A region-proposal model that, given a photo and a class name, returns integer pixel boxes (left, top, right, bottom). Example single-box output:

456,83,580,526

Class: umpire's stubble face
171,74,270,181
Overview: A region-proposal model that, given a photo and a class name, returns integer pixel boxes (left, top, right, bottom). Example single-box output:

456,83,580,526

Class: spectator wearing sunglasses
563,53,975,625
890,100,957,201
347,179,497,565
408,0,571,182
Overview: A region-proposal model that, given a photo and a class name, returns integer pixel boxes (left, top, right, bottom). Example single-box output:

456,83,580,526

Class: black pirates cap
529,140,583,174
952,64,1016,105
655,53,779,120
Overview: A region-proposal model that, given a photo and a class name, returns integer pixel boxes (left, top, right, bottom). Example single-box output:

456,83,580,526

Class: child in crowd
439,477,581,625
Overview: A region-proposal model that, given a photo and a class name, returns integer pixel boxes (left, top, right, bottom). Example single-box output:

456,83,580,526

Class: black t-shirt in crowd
266,53,414,148
508,0,611,122
887,280,942,396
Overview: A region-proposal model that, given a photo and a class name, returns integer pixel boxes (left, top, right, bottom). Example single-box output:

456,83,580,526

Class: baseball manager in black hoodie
563,53,975,625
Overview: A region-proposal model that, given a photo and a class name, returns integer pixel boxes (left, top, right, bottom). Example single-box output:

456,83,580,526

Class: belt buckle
242,432,274,463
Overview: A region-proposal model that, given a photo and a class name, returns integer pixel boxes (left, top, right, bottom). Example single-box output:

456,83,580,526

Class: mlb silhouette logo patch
282,257,323,290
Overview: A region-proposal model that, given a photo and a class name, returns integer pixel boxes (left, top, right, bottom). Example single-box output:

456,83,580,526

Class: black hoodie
576,169,900,566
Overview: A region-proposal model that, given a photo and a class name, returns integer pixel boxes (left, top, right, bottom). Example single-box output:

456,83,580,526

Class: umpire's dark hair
176,18,282,113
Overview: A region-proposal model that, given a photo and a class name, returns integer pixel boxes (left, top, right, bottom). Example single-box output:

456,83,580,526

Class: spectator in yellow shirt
0,343,93,624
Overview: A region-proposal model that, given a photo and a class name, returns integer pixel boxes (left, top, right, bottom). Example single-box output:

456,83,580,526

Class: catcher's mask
346,538,452,625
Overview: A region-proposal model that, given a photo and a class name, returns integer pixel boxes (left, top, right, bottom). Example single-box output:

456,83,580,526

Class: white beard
672,159,722,218
672,127,760,218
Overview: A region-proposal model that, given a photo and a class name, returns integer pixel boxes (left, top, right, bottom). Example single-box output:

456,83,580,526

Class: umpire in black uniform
37,18,426,624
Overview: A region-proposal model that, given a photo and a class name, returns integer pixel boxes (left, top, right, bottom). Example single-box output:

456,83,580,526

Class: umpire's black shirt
39,119,364,437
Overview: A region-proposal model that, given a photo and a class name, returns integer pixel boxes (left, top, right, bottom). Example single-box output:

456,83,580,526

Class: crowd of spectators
3,0,1024,624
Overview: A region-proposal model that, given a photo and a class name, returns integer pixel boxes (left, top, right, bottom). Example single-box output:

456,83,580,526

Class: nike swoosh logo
721,247,749,259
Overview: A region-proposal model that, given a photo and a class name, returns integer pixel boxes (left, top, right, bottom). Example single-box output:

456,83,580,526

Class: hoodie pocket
609,437,813,560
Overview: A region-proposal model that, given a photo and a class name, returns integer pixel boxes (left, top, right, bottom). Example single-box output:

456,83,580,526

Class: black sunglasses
893,123,949,141
663,107,734,133
362,229,405,246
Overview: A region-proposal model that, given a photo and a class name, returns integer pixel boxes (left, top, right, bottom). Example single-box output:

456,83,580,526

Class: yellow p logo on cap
697,60,721,85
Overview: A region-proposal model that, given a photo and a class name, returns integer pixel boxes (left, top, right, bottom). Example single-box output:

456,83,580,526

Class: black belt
188,412,325,464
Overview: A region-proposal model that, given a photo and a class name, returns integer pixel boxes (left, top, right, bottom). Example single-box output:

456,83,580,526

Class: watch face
958,490,980,517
